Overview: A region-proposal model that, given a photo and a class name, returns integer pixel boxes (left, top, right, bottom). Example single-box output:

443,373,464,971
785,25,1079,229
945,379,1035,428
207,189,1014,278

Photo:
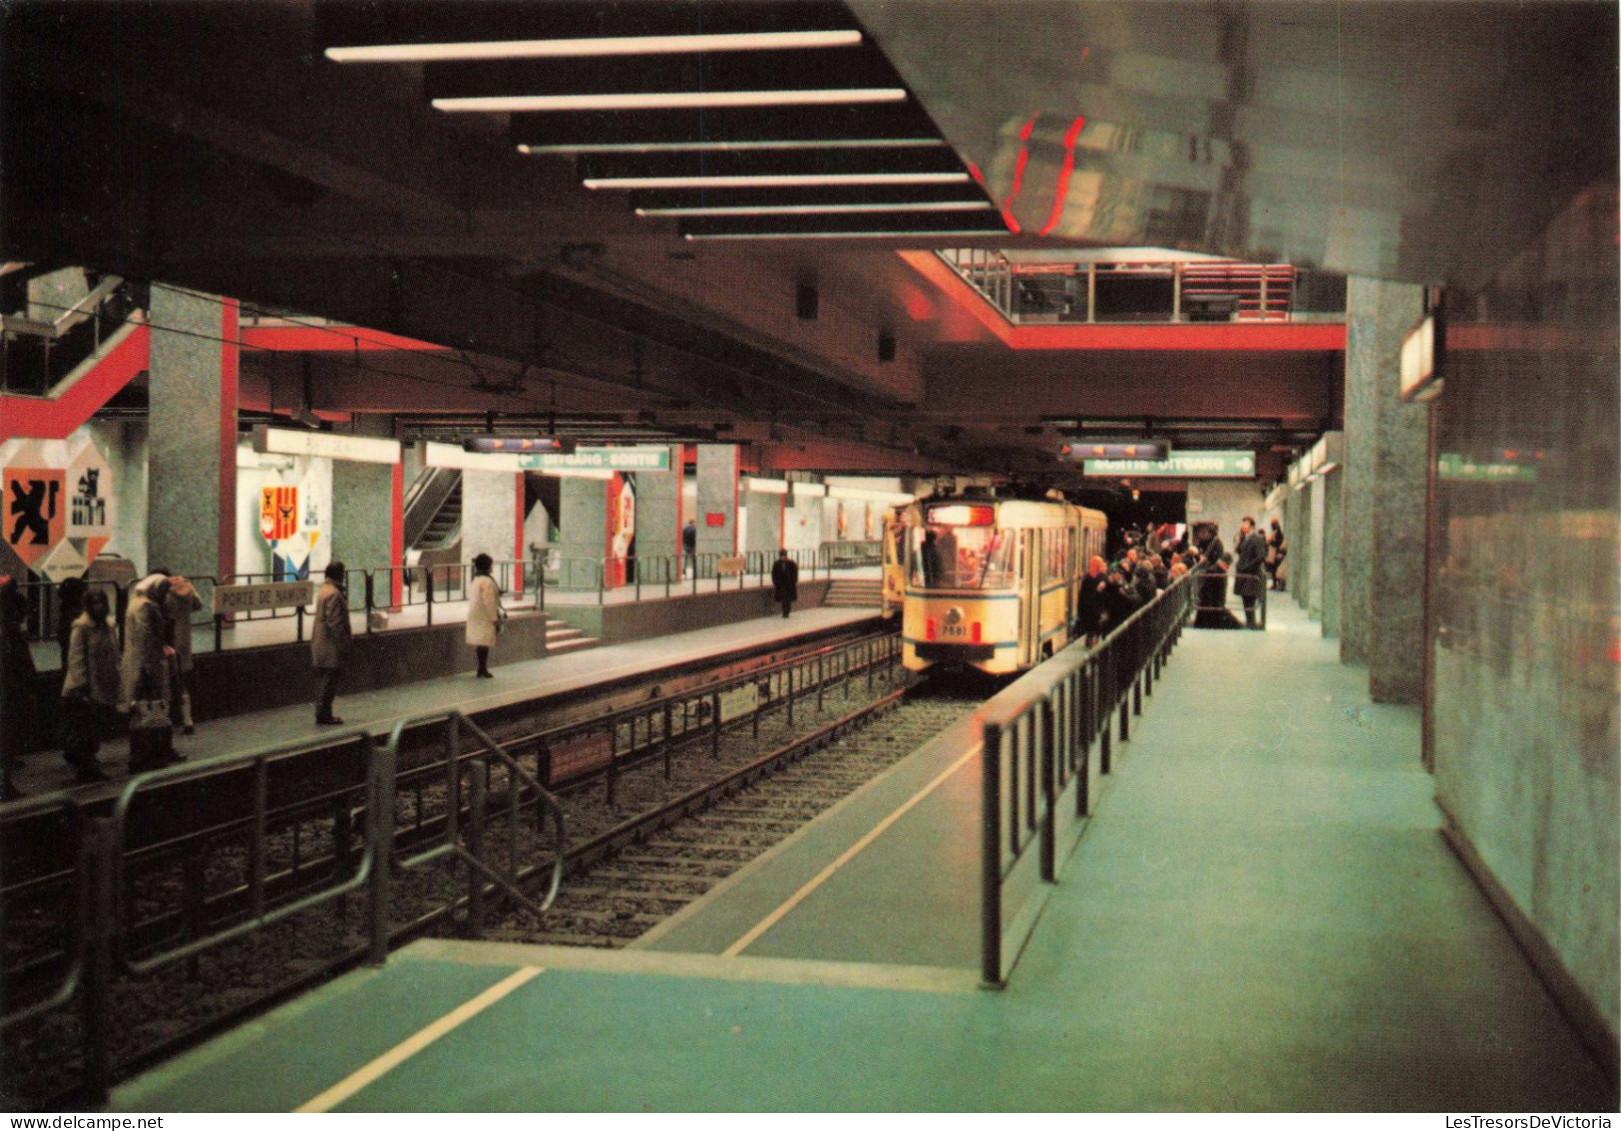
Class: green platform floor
112,601,1617,1112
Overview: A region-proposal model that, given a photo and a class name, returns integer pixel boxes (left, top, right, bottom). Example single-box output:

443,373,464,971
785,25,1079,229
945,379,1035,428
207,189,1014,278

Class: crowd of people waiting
1,568,200,798
1072,516,1287,642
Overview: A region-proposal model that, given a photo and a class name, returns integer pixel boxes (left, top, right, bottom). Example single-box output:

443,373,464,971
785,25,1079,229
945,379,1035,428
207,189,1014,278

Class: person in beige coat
310,561,352,725
121,573,172,712
466,553,503,678
162,574,203,734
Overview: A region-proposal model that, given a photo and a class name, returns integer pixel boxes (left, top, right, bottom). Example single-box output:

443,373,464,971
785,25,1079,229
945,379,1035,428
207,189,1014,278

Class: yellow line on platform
723,744,981,957
294,966,543,1113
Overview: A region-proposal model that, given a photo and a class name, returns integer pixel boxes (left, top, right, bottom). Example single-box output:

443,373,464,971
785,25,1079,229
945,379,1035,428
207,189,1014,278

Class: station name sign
212,579,315,615
252,425,401,465
1083,450,1256,478
517,446,670,471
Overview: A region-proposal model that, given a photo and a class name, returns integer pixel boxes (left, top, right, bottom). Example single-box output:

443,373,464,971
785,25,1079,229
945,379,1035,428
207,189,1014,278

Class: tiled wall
1432,186,1619,1036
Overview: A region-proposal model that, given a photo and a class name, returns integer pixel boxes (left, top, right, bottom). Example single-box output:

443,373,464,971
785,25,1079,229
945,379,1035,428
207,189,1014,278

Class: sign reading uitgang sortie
212,580,316,615
1082,450,1256,478
516,447,670,471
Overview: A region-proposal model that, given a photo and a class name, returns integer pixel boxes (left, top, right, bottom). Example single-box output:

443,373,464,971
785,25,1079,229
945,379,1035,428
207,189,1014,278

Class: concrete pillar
557,476,608,589
330,414,400,607
462,467,522,586
1286,484,1309,610
1307,475,1327,619
632,447,681,583
1342,276,1428,702
743,489,784,561
146,285,237,581
1320,465,1344,638
694,444,739,573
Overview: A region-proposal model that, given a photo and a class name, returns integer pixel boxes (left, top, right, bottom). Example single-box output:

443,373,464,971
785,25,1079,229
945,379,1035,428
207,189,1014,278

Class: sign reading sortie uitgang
1082,450,1256,478
212,580,316,615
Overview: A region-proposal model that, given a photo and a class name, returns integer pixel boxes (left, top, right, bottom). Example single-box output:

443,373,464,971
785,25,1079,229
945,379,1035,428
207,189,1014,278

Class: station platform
9,604,879,797
108,600,1617,1112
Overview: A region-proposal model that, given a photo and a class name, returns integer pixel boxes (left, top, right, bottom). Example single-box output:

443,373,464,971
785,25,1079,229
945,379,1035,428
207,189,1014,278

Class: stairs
415,478,462,552
541,613,598,656
821,578,883,608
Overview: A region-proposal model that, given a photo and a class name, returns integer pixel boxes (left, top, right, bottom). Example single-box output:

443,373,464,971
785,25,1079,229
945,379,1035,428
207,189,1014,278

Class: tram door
1021,528,1041,667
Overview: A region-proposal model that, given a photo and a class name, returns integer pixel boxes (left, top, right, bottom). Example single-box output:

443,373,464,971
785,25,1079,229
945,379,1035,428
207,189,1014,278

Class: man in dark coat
1234,515,1268,629
682,520,697,576
770,549,799,618
311,561,352,724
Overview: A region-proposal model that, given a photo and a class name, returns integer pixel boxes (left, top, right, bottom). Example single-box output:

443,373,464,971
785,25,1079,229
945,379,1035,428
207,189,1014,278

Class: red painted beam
239,325,449,352
0,322,151,444
898,250,1345,352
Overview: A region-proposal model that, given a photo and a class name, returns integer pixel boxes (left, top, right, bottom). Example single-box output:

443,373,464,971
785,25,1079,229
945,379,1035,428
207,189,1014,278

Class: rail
0,708,567,1104
978,572,1197,987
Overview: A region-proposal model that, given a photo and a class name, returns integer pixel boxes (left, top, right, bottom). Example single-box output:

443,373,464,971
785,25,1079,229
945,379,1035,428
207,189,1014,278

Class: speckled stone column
743,490,784,558
632,448,681,583
461,468,520,579
695,445,739,571
557,476,608,590
1307,475,1327,619
330,414,396,583
146,285,236,581
1320,465,1344,639
1342,276,1428,702
1286,484,1309,610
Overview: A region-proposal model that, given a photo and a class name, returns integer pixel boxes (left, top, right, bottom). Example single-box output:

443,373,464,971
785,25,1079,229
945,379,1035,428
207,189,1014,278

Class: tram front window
912,524,1015,589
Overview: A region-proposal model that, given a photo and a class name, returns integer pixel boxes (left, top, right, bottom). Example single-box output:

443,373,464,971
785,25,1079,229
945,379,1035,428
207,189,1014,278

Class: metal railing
936,250,1339,326
0,708,566,1104
2,279,148,396
978,572,1197,987
1190,569,1268,630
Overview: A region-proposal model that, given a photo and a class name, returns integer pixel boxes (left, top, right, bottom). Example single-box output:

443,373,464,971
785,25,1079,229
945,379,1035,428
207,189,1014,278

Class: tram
882,492,1107,675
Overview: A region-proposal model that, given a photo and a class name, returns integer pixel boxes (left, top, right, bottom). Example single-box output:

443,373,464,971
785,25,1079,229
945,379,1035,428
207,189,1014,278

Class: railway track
1,630,985,1109
501,691,978,947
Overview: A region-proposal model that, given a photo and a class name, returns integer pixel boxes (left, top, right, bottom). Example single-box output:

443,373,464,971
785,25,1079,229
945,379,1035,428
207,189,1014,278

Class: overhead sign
252,425,401,465
213,579,315,615
1437,453,1536,483
518,446,670,472
463,436,576,455
1083,450,1256,478
1060,440,1172,462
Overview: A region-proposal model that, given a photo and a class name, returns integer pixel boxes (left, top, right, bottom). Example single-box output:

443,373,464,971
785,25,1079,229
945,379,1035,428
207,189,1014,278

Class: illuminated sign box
252,425,401,465
1060,440,1172,462
1400,313,1443,402
463,436,576,455
1082,450,1256,478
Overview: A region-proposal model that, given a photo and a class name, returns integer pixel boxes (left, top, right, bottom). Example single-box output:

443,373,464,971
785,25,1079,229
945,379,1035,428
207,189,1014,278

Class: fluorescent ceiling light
328,30,862,63
685,228,1008,241
586,172,970,190
518,138,943,154
434,89,906,113
638,201,995,217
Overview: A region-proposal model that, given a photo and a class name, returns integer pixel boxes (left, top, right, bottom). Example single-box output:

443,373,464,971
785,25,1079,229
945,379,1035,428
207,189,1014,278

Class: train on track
882,491,1108,676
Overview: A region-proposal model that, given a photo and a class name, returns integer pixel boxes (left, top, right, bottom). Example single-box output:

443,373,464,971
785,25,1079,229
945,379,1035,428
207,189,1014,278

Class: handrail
0,794,93,1029
1,275,125,340
979,571,1197,987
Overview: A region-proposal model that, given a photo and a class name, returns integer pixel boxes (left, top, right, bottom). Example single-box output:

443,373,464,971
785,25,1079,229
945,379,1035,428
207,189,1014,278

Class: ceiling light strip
587,172,971,189
328,30,862,63
436,89,907,113
519,139,944,154
684,229,1011,241
638,201,996,216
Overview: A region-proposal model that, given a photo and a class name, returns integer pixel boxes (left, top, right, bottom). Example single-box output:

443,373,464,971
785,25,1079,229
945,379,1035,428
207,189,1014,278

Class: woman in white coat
466,553,503,678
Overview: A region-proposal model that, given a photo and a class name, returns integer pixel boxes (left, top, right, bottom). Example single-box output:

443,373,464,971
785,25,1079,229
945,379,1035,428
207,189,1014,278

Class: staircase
541,612,598,656
821,578,883,608
408,472,462,552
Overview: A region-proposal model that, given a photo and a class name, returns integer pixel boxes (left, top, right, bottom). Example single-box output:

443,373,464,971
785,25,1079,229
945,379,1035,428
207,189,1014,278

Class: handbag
495,604,508,636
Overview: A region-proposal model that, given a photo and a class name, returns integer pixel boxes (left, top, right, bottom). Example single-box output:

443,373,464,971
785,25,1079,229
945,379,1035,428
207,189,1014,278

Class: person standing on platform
61,588,120,782
1266,518,1288,591
311,562,351,725
55,574,86,669
1234,516,1268,629
163,574,203,734
466,553,503,679
771,549,799,618
1,577,35,799
122,573,179,770
682,519,697,576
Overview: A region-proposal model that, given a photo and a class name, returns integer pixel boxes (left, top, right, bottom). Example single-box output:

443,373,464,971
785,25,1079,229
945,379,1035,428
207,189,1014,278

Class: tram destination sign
1082,450,1256,478
212,579,315,615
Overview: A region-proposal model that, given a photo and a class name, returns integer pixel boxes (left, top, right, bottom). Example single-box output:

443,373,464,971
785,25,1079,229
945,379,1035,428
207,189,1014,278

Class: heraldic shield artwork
0,435,115,582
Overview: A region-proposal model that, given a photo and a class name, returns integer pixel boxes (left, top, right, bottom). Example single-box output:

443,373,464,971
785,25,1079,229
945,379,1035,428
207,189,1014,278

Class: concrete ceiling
4,1,1610,485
